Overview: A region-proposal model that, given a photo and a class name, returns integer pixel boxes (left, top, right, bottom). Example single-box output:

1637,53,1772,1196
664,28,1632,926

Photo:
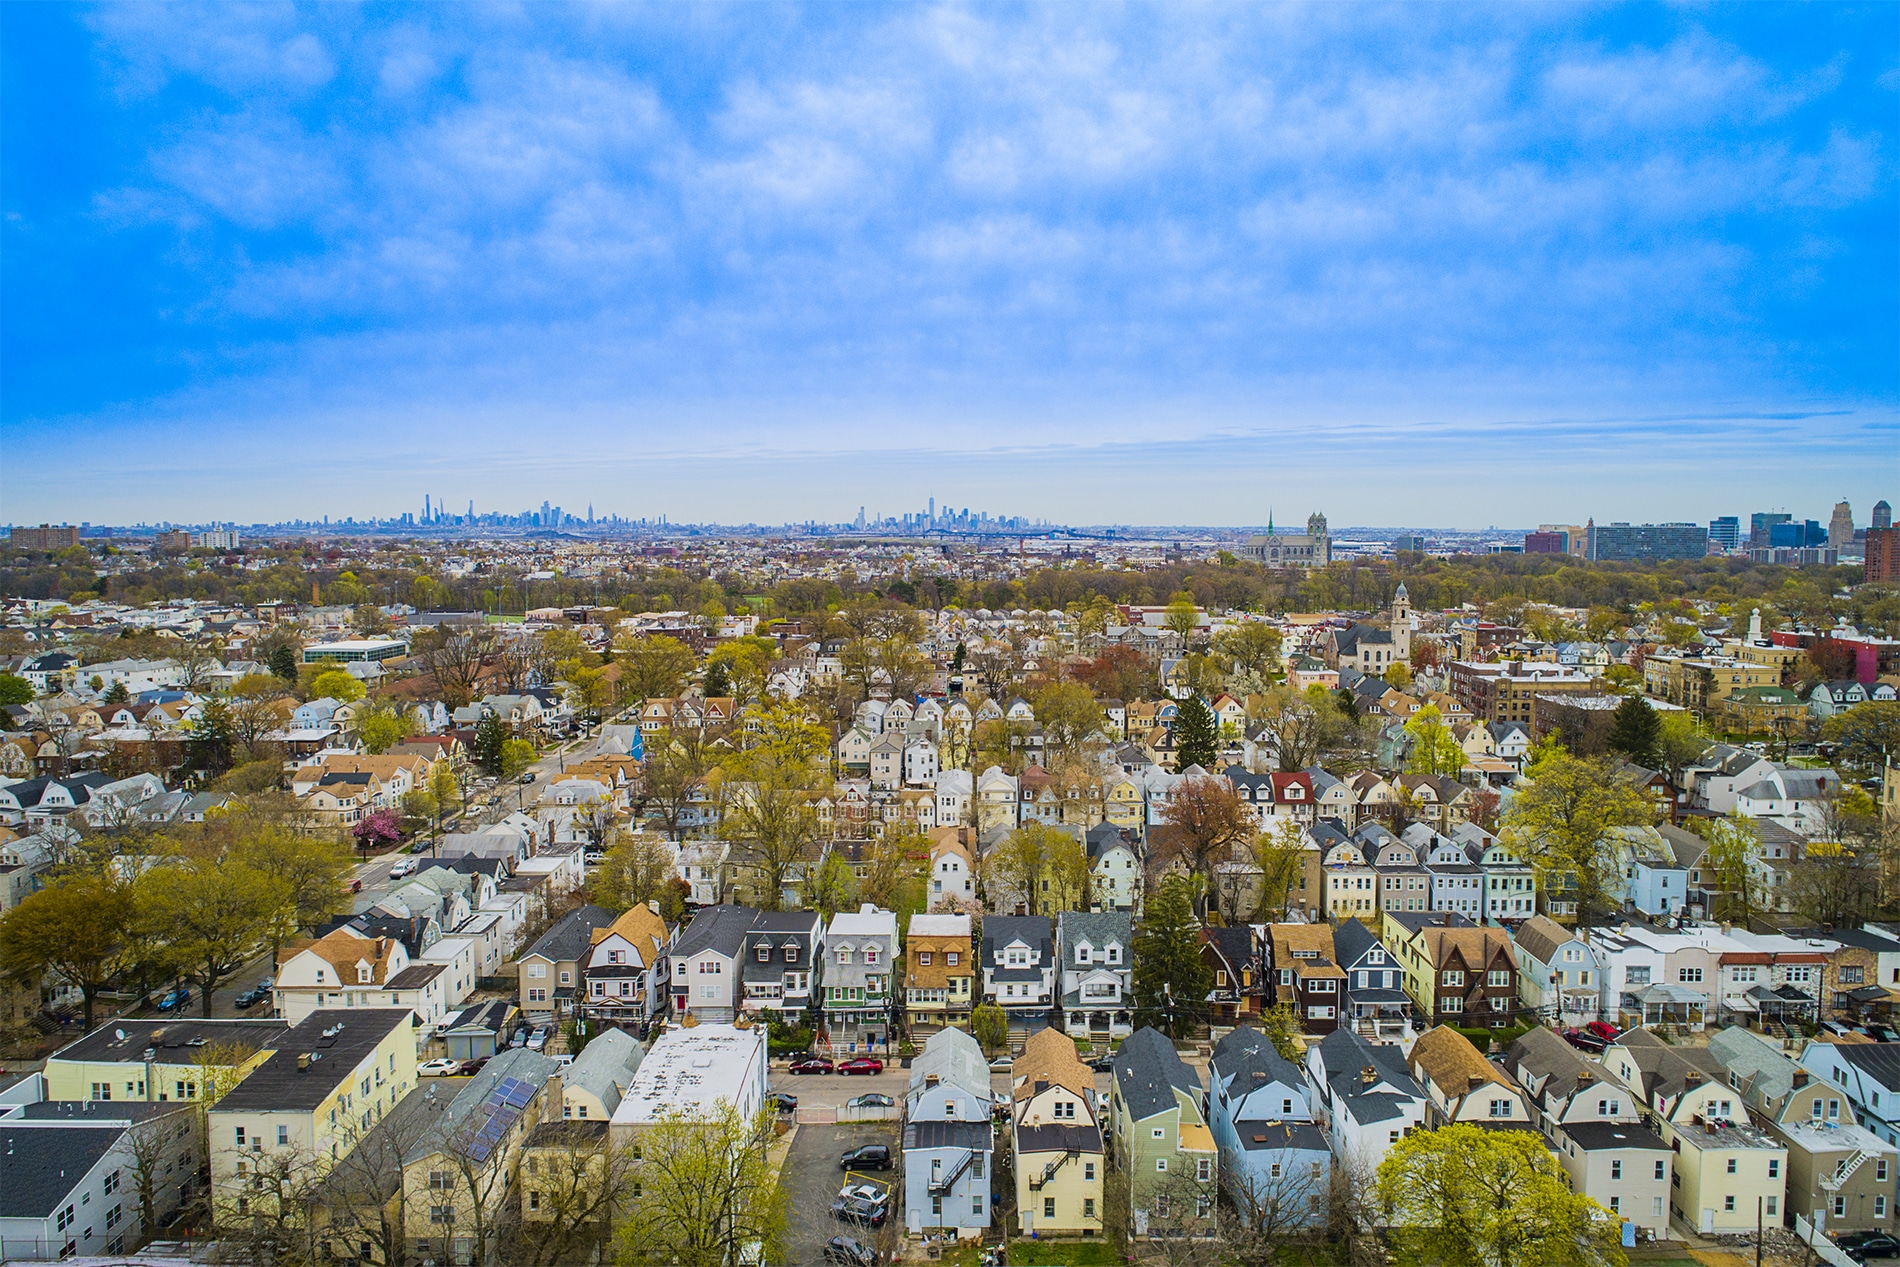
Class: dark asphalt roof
1233,1121,1329,1153
0,1125,123,1218
521,904,617,962
905,1120,992,1151
1563,1121,1670,1152
214,1009,413,1112
50,1017,290,1065
1114,1026,1201,1121
386,964,446,990
1016,1123,1102,1153
983,916,1052,958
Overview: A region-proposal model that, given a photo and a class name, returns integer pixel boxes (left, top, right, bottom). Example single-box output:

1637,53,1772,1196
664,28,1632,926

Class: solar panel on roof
503,1082,534,1109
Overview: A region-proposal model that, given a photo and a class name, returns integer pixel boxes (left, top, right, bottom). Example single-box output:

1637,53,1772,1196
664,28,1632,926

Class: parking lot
779,1120,900,1267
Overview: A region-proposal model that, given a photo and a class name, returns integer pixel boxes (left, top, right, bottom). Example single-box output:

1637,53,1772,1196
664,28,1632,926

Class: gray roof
1311,1027,1420,1120
1707,1026,1798,1107
0,1124,123,1218
672,904,761,960
403,1046,560,1165
49,1017,289,1065
214,1009,414,1113
1057,910,1131,953
908,1026,991,1102
563,1028,644,1116
521,904,617,963
905,1119,992,1152
1114,1026,1202,1121
1212,1024,1306,1096
1563,1121,1670,1153
983,915,1052,959
1506,1026,1612,1105
1232,1120,1329,1153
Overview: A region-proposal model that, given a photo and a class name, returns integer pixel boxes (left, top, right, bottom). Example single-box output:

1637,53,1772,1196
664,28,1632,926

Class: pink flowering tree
351,808,402,858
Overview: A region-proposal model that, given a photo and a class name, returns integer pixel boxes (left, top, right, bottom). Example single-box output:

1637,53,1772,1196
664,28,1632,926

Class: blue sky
3,2,1895,528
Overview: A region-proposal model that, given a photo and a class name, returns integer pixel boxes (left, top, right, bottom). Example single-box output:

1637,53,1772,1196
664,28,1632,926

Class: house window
920,952,933,965
1769,1159,1780,1178
785,947,798,963
1879,1197,1889,1219
1044,1198,1056,1219
946,951,958,965
1678,967,1703,983
1880,1159,1890,1182
1767,1196,1778,1216
1609,1196,1621,1213
1654,1161,1665,1180
1598,1099,1618,1116
1084,1161,1095,1180
1487,970,1509,987
1197,1157,1212,1181
1156,1158,1168,1172
1488,1100,1510,1118
1611,1160,1622,1179
1082,1198,1094,1219
1442,970,1464,987
1726,1158,1736,1174
1724,1196,1736,1212
1152,1128,1165,1139
277,1125,289,1146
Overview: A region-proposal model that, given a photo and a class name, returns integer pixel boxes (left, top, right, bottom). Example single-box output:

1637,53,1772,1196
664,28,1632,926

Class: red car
1583,1021,1621,1042
789,1058,835,1075
838,1057,884,1076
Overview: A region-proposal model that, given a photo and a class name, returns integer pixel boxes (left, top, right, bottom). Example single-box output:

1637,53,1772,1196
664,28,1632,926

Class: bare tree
502,1122,637,1267
414,625,498,707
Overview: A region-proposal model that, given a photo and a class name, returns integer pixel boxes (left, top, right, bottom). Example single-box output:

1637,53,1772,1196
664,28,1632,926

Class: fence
1794,1214,1857,1267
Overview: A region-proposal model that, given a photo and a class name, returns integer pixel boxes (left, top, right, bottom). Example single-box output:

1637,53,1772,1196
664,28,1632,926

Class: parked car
155,987,191,1012
455,1058,490,1076
838,1057,884,1075
1821,1020,1859,1038
389,857,419,880
1581,1021,1621,1042
839,1144,892,1170
527,1024,553,1051
846,1093,894,1110
410,839,432,853
419,1058,460,1076
517,772,536,785
823,1235,875,1267
765,1092,799,1113
1086,1056,1115,1072
1841,1232,1900,1262
839,1182,888,1206
789,1057,835,1075
831,1198,887,1228
509,1027,530,1048
1867,1025,1900,1044
1560,1028,1608,1053
232,980,273,1009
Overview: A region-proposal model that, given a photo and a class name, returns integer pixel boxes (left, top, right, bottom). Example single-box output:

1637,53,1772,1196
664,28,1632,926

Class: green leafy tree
185,700,237,777
138,858,292,1017
1404,704,1466,776
616,635,697,704
1700,816,1764,924
1173,694,1220,772
1826,701,1900,776
102,679,131,705
499,738,537,780
589,830,679,912
971,1001,1009,1054
1164,593,1201,642
471,711,511,776
702,659,730,699
1500,741,1654,924
357,703,415,755
1378,1123,1625,1267
0,876,138,1029
0,673,33,706
267,645,298,683
1132,876,1211,1040
1213,621,1283,681
807,850,857,920
1605,695,1662,767
1255,1002,1305,1061
1034,681,1106,758
428,760,461,830
612,1104,788,1267
988,821,1091,916
306,668,366,703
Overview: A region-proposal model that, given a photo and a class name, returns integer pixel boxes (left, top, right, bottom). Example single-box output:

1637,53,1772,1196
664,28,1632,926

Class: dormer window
785,947,798,964
838,947,852,965
757,946,770,962
358,964,372,984
1106,945,1121,964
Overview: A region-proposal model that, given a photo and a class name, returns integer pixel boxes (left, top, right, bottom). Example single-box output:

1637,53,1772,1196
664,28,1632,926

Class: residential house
1202,925,1267,1025
825,904,899,1048
1303,1028,1428,1170
1313,821,1378,920
1056,911,1133,1039
906,913,976,1031
1382,911,1522,1028
983,915,1056,1032
1504,1027,1671,1237
397,1048,561,1262
741,910,823,1028
1268,923,1343,1034
1710,1026,1898,1235
274,930,448,1029
516,905,618,1020
1332,918,1412,1040
1798,1041,1900,1150
1606,826,1691,919
0,1097,200,1260
1085,822,1143,912
1367,824,1430,917
559,1028,645,1122
1605,1028,1788,1234
1512,914,1604,1024
42,1017,286,1106
1010,1027,1104,1236
209,1008,419,1226
1110,1028,1219,1239
580,903,671,1027
902,1026,995,1236
1407,1026,1532,1129
929,828,978,909
668,904,755,1023
1207,1024,1329,1226
1458,824,1536,923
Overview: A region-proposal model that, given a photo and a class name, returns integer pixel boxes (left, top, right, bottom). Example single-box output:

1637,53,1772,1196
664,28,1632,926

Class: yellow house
1102,776,1145,831
44,1017,285,1104
209,1008,418,1226
1012,1027,1104,1236
1642,654,1778,713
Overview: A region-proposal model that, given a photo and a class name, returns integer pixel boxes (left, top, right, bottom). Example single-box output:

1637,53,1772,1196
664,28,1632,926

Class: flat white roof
610,1023,765,1125
305,639,407,651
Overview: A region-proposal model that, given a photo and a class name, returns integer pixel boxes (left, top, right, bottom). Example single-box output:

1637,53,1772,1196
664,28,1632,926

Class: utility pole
1756,1194,1763,1267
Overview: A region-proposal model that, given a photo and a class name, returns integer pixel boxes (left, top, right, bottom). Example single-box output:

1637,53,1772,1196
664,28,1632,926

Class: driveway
779,1120,900,1267
773,1061,909,1109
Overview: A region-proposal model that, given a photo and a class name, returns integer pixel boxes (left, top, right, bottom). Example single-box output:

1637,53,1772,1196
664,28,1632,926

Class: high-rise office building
1585,520,1709,562
1523,530,1568,554
1708,516,1740,551
1867,528,1899,585
1829,501,1854,550
1749,512,1792,548
1875,500,1893,531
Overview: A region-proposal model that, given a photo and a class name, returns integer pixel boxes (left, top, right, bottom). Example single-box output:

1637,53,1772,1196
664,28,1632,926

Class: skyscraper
1829,501,1854,550
1875,500,1893,531
1708,516,1740,551
1749,512,1792,548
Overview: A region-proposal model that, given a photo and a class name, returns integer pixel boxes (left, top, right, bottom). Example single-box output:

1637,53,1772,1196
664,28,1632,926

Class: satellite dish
114,1029,125,1042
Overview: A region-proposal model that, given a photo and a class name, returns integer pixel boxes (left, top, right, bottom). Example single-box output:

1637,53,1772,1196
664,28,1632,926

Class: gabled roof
1012,1025,1093,1103
1511,914,1576,966
671,904,761,960
1057,909,1131,950
1113,1026,1202,1120
1707,1025,1798,1106
523,904,619,963
563,1027,644,1115
1410,1026,1508,1097
984,914,1052,956
908,1025,992,1102
1211,1023,1305,1098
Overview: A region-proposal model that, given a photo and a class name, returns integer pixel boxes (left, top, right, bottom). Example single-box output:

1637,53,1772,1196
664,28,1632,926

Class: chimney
1793,1070,1810,1089
1683,1071,1702,1089
1468,1076,1486,1092
1035,1080,1049,1095
297,1054,311,1072
1361,1065,1378,1087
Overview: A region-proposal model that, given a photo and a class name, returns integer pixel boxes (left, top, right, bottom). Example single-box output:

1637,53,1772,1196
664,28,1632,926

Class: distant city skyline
3,5,1894,523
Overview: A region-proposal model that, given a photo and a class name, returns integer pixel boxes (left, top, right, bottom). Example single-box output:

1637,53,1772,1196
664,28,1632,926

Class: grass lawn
1008,1239,1125,1267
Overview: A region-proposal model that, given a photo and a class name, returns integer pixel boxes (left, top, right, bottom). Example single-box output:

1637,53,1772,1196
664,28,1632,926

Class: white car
418,1058,460,1077
389,858,419,880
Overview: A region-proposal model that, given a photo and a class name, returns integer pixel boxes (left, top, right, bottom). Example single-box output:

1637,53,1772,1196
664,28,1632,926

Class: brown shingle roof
1410,1025,1507,1094
1013,1025,1094,1103
1510,915,1572,966
905,934,970,990
280,930,402,985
